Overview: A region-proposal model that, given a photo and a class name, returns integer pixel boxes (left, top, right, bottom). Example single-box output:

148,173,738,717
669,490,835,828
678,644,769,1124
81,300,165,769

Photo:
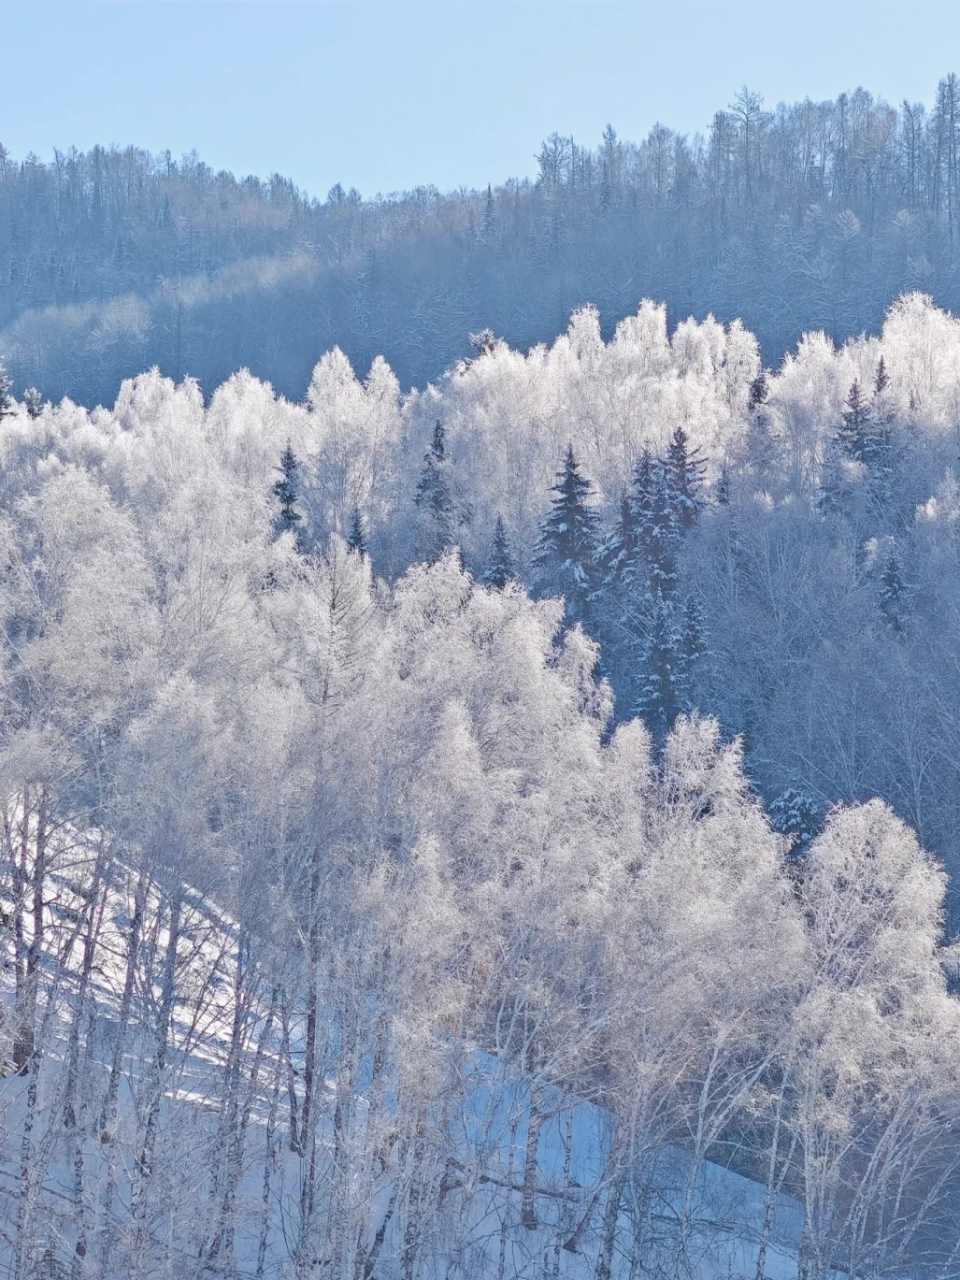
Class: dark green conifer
415,420,457,561
770,786,820,861
0,358,13,423
346,506,368,558
532,444,601,621
636,592,683,739
838,379,872,462
481,516,516,589
273,442,305,550
879,549,906,633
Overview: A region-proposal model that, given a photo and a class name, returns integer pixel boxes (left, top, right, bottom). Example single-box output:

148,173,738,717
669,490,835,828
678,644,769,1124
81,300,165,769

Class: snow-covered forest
7,76,960,402
2,285,960,1279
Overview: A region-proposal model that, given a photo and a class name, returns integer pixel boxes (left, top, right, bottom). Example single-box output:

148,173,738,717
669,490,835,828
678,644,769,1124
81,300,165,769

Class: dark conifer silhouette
273,442,305,550
532,444,600,622
346,506,368,558
481,516,516,589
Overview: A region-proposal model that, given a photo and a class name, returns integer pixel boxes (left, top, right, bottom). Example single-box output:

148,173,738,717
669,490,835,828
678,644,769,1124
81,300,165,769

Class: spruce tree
879,549,907,633
680,593,707,677
643,463,682,598
532,444,600,622
22,387,43,420
769,786,819,862
346,506,368,558
0,359,13,423
635,592,683,739
874,355,890,396
414,419,457,561
481,515,515,589
597,448,656,590
747,369,769,411
838,379,872,462
663,426,706,532
273,442,305,550
482,184,496,242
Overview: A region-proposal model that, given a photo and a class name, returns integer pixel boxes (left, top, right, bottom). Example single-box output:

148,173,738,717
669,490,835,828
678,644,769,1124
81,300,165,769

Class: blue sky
3,0,959,199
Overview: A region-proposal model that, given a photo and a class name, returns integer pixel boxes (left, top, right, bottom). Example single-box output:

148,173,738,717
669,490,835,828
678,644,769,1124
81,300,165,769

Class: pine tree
346,506,368,558
747,369,769,411
838,379,872,462
414,419,457,561
599,160,612,212
663,426,706,532
879,550,907,633
0,358,13,423
22,387,43,420
532,444,600,622
482,184,496,242
769,786,819,861
643,463,682,598
597,449,656,590
481,515,515,589
273,442,305,550
468,329,497,358
635,592,683,739
816,429,851,514
874,355,890,396
680,593,707,676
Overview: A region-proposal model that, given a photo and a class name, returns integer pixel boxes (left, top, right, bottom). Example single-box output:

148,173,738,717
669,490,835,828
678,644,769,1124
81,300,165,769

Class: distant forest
4,75,960,404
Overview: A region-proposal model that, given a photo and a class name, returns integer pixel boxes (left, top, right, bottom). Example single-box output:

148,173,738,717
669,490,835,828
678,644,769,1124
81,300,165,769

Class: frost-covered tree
0,357,13,422
22,387,42,420
414,419,458,562
480,514,515,589
769,786,820,859
273,441,305,547
878,546,907,631
346,505,368,558
531,444,600,623
663,425,706,533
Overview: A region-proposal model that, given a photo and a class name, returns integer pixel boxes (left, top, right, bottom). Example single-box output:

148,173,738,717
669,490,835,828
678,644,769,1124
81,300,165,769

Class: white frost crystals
0,299,959,1279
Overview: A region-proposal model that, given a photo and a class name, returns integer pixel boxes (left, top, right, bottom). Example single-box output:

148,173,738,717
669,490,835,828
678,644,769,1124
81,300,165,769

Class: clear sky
2,0,959,199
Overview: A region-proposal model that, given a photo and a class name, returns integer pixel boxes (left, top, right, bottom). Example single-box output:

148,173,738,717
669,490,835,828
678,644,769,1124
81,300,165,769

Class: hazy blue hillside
4,75,960,403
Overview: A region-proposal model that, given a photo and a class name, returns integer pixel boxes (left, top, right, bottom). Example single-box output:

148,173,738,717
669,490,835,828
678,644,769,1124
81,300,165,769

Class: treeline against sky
5,75,960,401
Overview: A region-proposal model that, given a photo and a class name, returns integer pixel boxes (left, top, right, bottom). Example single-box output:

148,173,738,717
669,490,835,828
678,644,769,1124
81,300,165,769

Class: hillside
5,76,960,403
1,291,960,1277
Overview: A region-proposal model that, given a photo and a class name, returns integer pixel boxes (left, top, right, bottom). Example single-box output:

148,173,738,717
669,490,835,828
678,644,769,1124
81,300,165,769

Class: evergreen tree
635,592,683,739
663,426,706,532
635,590,706,740
482,184,496,242
597,448,656,590
680,593,708,678
643,463,682,598
838,378,872,462
816,434,847,515
879,549,907,633
414,419,457,561
0,358,13,423
874,355,890,396
22,387,43,420
747,369,769,411
532,444,600,622
273,441,305,549
599,160,612,212
481,515,516,590
346,506,368,558
769,786,819,862
468,329,497,358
